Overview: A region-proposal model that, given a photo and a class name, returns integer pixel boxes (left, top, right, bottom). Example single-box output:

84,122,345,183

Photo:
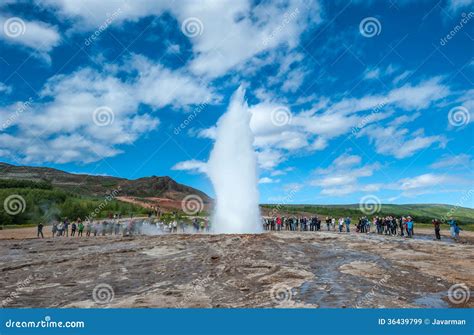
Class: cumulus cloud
172,159,208,174
0,55,215,164
190,76,451,175
395,173,462,196
311,153,380,196
359,125,446,159
178,0,321,78
0,15,60,62
35,0,322,79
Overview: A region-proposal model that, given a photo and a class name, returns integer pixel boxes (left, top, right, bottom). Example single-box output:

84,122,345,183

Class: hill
0,162,210,201
0,162,211,225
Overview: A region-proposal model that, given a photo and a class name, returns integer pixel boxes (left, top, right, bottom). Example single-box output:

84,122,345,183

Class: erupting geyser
207,86,262,234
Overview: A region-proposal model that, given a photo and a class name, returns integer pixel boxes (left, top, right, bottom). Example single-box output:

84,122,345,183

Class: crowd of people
35,213,462,242
36,215,211,238
263,215,462,241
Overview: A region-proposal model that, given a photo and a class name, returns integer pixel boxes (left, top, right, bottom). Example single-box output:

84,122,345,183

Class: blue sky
0,0,473,206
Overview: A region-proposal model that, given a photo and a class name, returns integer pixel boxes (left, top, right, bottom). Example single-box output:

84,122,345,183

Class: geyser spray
207,86,262,234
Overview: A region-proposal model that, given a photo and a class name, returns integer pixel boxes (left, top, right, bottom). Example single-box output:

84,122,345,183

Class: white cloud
446,0,474,13
0,82,11,93
172,159,208,174
259,177,279,184
363,68,380,80
330,77,450,115
363,64,397,80
125,54,217,108
0,55,215,164
430,154,473,169
388,112,421,127
271,167,294,176
0,15,60,61
311,153,380,196
360,173,466,197
180,0,321,78
192,76,450,175
396,173,459,196
392,70,412,85
35,0,167,28
37,0,322,79
257,148,285,170
360,124,446,159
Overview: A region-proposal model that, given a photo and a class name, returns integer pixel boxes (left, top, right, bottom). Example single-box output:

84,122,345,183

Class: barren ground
1,228,473,308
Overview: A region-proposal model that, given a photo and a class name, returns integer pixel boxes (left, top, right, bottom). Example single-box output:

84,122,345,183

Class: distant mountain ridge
0,162,211,202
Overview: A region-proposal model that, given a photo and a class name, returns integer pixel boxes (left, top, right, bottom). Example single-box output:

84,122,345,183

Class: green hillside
0,179,149,226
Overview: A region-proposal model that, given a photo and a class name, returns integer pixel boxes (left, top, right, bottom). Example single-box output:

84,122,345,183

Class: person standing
447,218,460,241
57,221,64,236
63,219,69,237
71,221,77,237
406,217,414,238
86,221,92,237
432,219,441,240
37,222,44,238
338,217,344,233
52,222,57,237
78,221,84,237
345,217,351,233
276,217,282,231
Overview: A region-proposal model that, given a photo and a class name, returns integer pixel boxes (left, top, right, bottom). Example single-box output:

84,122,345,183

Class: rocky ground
0,229,473,308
